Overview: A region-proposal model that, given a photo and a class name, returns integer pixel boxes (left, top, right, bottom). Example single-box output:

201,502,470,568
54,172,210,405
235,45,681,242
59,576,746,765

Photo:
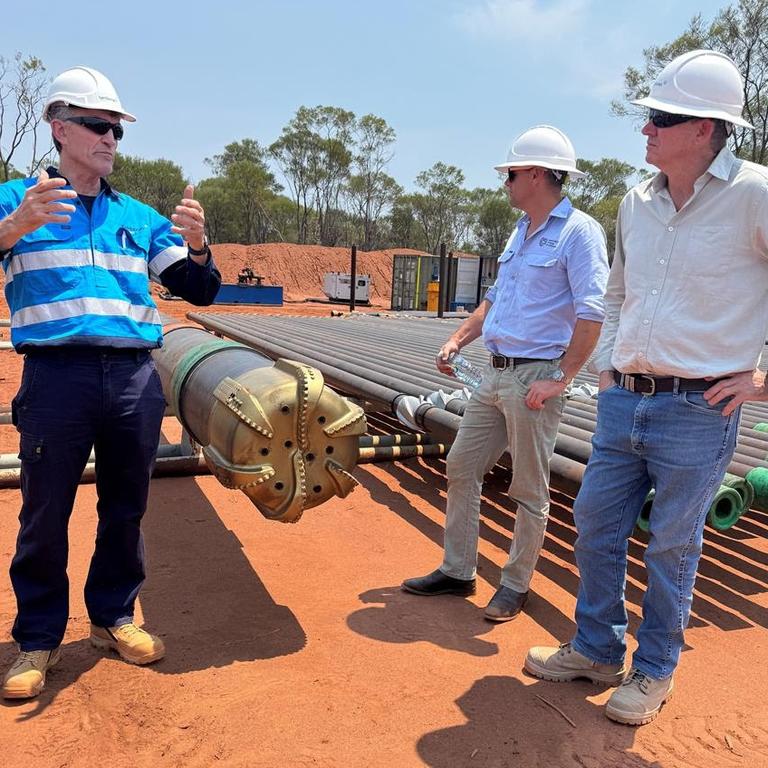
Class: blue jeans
9,348,166,651
571,384,740,680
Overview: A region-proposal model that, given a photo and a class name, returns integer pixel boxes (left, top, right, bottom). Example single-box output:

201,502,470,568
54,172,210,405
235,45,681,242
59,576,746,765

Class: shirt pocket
682,225,746,300
119,225,151,257
100,226,151,297
685,226,735,278
521,251,564,300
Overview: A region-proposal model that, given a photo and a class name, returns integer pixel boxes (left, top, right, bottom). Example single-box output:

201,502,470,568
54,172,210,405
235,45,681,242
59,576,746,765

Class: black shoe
401,569,476,597
484,586,529,621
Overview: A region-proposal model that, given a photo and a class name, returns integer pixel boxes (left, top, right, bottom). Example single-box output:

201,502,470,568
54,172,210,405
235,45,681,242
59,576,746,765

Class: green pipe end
746,467,768,502
636,490,654,533
721,472,755,510
707,486,745,531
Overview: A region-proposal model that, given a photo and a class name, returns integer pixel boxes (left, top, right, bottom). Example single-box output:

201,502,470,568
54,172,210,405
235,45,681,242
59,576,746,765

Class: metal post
349,244,357,312
437,242,446,318
476,256,485,307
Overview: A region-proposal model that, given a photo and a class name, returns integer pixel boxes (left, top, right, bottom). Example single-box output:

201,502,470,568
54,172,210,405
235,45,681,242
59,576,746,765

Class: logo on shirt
539,237,558,248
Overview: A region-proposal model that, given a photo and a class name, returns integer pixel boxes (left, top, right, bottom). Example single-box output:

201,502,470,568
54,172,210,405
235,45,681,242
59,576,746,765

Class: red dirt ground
0,246,767,767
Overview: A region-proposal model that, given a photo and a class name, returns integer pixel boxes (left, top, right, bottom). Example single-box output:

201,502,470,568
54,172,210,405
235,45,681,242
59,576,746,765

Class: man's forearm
447,300,490,348
559,319,603,381
0,214,24,252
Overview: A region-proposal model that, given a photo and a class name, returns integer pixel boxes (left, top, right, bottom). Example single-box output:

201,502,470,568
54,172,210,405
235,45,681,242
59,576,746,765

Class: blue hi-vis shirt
482,197,609,359
0,174,190,350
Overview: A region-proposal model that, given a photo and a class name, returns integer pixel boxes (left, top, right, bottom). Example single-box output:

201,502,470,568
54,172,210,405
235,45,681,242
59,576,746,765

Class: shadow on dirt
356,463,575,644
139,476,306,674
417,674,665,768
361,455,768,636
347,586,499,657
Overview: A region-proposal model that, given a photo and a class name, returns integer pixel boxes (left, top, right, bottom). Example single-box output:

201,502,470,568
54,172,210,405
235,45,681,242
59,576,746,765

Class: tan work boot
90,623,165,665
2,648,61,699
605,668,673,725
525,643,626,685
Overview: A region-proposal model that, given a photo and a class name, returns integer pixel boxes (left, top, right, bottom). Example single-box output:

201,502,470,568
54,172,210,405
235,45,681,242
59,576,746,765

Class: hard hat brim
631,95,754,129
493,160,586,180
43,104,137,123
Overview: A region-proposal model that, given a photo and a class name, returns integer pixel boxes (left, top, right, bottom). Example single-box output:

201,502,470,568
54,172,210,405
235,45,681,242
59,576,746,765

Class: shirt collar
517,195,572,227
549,196,573,218
46,166,119,200
707,146,737,181
650,147,736,195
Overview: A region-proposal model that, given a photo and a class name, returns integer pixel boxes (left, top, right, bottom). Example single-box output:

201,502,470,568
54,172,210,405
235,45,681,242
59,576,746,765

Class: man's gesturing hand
0,169,78,250
171,184,206,254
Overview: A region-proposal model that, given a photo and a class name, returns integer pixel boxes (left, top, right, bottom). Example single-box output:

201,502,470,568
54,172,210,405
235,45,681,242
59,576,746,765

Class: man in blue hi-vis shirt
0,66,220,699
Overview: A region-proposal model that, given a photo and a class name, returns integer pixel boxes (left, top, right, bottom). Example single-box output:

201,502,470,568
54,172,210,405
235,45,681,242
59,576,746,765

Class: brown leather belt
490,354,552,370
613,371,721,395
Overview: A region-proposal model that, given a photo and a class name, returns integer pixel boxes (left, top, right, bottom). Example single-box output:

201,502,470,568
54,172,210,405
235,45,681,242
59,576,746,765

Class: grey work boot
605,668,674,725
2,648,62,699
525,643,626,685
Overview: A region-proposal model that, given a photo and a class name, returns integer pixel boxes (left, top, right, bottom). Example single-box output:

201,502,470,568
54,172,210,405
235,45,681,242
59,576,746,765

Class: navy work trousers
9,348,166,651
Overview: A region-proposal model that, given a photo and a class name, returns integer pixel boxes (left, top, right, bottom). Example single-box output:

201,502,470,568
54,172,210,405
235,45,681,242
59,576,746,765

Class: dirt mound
209,243,430,304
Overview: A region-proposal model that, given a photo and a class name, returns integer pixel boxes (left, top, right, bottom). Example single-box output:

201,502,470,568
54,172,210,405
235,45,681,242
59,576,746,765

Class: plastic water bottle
447,353,483,389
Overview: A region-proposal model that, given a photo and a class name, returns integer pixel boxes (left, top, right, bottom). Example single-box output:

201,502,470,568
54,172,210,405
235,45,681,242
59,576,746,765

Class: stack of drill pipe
188,312,587,497
188,312,768,508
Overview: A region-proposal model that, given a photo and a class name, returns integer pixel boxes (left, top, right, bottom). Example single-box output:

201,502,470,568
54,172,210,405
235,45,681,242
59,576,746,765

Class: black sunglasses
648,109,699,129
64,116,124,141
500,168,530,182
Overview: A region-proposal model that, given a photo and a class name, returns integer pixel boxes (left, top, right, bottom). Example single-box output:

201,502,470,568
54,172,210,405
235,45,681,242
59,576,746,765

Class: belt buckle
638,375,656,396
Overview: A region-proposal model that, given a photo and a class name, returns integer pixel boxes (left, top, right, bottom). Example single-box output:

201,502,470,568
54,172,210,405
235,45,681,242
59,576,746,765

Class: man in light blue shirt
403,125,608,621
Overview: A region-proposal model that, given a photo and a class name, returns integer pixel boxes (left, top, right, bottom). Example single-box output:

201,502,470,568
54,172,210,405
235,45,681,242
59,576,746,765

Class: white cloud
455,0,590,41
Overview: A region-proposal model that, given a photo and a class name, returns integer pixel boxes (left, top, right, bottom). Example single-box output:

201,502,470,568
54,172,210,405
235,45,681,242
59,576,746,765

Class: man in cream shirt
525,50,768,725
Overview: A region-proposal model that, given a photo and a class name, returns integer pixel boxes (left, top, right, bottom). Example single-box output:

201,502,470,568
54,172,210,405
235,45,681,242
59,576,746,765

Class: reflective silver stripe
5,248,148,283
149,245,186,278
12,297,160,328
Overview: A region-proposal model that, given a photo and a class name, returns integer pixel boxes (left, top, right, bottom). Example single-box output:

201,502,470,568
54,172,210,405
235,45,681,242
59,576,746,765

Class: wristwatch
188,238,209,257
550,366,568,383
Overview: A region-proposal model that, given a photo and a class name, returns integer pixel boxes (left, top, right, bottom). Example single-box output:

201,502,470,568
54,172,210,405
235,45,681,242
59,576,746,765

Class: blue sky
6,0,728,191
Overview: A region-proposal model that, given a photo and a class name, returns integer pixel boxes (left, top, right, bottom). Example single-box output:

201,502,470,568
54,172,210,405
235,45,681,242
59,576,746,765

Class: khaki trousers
441,359,564,592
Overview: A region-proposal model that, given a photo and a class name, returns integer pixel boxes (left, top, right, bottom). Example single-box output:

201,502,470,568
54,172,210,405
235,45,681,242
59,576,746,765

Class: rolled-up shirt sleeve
564,217,609,322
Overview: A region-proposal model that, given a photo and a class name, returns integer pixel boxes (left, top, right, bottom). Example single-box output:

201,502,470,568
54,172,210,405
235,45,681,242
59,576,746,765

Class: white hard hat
631,49,753,129
43,66,136,122
494,125,586,179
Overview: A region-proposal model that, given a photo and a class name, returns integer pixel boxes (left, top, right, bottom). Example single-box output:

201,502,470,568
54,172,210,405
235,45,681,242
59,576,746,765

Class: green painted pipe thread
746,467,768,503
753,422,768,433
721,472,755,512
637,482,747,534
707,486,745,531
636,489,654,533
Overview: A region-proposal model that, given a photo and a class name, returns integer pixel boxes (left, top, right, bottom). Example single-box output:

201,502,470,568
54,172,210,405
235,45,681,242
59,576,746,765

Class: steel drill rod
357,443,449,463
0,454,209,490
200,313,474,390
359,433,436,448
